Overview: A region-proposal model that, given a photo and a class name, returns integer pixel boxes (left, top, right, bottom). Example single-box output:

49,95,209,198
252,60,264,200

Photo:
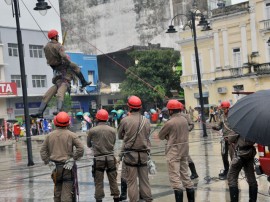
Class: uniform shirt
181,112,194,132
44,39,70,67
40,127,84,163
213,113,231,137
118,111,151,151
87,122,116,159
158,113,189,158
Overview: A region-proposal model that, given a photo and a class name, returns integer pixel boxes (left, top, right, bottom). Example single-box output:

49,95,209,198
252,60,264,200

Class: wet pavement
0,123,269,202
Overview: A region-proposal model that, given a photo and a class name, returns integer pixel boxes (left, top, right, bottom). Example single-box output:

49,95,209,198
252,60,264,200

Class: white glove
48,161,56,171
63,158,75,170
147,159,157,175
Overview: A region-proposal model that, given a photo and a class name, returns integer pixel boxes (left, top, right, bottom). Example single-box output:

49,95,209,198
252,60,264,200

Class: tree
120,49,182,107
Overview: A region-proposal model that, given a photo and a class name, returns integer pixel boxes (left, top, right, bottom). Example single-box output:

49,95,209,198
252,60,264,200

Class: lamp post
5,0,34,166
5,0,51,166
166,8,210,137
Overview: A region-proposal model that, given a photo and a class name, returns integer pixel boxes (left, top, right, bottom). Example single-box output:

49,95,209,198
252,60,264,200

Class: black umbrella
227,90,270,146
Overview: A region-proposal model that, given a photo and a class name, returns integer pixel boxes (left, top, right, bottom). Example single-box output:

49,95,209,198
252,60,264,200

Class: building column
249,3,258,54
222,29,229,67
214,31,221,68
209,48,215,72
240,23,248,64
182,54,186,76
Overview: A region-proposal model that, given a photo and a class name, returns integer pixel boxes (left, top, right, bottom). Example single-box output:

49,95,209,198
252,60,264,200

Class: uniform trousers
167,156,194,190
53,165,74,202
227,156,257,187
42,81,69,104
125,165,152,202
93,160,120,200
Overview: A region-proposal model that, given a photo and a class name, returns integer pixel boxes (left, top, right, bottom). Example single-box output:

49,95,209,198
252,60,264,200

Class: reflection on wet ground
0,123,269,201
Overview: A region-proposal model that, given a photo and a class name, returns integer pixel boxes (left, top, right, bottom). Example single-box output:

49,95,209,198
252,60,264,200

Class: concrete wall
59,0,209,54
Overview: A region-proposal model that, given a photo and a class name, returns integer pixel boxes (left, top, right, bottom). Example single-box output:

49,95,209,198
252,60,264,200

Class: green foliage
113,99,126,109
47,93,72,112
120,49,183,106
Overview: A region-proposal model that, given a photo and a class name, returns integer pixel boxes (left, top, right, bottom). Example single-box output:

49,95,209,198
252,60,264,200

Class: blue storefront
66,52,99,116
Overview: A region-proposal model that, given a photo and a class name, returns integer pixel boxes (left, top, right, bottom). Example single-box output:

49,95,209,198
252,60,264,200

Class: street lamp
33,0,51,16
166,8,210,137
5,0,34,166
5,0,51,166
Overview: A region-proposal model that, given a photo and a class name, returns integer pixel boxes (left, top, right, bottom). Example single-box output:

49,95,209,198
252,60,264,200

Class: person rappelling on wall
30,29,91,118
44,29,91,90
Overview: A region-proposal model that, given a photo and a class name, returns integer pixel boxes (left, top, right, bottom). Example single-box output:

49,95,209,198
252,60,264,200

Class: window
266,3,270,19
8,43,24,57
11,75,25,88
29,45,44,58
8,43,18,57
233,48,241,68
88,71,94,85
32,75,46,88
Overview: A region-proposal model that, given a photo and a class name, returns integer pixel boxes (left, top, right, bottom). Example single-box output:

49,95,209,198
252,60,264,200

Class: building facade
180,0,270,108
0,27,96,122
59,0,210,54
0,26,51,122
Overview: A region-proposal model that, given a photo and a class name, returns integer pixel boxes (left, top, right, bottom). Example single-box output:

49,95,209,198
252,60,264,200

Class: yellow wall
180,0,270,108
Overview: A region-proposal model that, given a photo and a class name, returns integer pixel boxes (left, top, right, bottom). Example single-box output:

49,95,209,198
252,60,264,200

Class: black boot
219,169,228,180
53,100,63,116
31,102,47,118
113,198,120,202
119,178,127,201
249,186,257,202
189,162,199,179
229,187,239,202
77,72,92,88
174,189,183,202
186,188,195,202
96,200,102,202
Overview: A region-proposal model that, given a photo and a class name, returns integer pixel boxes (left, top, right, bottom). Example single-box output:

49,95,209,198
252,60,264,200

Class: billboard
0,82,17,96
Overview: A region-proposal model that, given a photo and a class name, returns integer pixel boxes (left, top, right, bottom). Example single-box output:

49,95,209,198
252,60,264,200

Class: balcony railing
181,63,270,84
211,1,249,18
254,63,270,74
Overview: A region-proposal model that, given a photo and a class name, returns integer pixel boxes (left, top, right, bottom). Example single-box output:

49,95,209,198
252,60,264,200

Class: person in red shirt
13,123,21,141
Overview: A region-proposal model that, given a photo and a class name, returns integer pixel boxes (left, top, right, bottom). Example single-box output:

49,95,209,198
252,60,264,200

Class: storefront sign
0,82,17,96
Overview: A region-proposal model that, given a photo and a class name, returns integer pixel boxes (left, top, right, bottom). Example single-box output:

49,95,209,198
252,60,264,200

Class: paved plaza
0,123,269,202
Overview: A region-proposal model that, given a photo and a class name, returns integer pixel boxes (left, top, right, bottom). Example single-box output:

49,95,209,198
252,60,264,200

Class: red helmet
220,101,230,108
96,109,109,121
127,96,142,109
48,29,58,39
54,112,70,127
167,99,183,110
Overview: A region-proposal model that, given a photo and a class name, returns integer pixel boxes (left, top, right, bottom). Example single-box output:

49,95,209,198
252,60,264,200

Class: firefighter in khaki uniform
44,29,91,89
158,100,195,202
40,112,84,202
87,109,120,202
118,96,153,202
212,101,234,180
179,103,199,180
31,29,91,118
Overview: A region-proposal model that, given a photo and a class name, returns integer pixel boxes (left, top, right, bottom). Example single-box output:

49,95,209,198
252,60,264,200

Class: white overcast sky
0,0,62,38
231,0,246,4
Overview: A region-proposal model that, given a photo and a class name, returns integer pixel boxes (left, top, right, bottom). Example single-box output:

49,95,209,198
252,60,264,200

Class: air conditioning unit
217,87,227,94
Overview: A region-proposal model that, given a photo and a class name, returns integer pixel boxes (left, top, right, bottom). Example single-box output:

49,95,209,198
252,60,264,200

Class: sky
231,0,246,4
0,0,62,38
